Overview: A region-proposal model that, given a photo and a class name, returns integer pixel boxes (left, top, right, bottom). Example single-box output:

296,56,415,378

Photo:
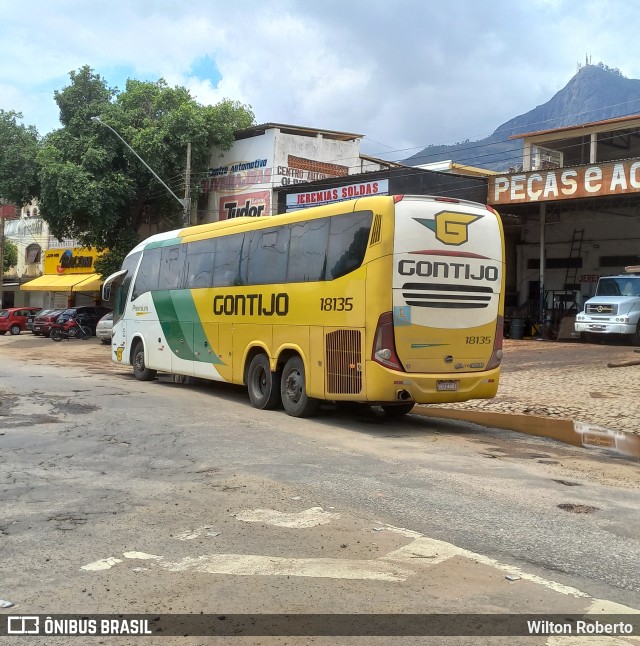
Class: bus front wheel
132,342,157,381
247,353,281,410
280,356,318,418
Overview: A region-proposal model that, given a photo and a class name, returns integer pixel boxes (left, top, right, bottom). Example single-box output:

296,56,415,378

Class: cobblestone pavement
424,339,640,435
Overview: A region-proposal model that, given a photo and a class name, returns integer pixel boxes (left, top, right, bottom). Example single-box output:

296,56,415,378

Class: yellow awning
72,273,103,292
20,273,102,292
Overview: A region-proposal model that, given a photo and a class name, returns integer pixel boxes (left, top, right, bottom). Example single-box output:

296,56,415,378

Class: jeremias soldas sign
286,180,389,211
43,248,103,275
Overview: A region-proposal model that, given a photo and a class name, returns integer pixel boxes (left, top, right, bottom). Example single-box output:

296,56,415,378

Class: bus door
162,290,195,377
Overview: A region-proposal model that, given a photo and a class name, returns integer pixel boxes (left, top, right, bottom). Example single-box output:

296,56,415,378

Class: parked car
96,311,114,344
54,306,112,337
0,307,42,335
26,309,43,331
31,309,65,336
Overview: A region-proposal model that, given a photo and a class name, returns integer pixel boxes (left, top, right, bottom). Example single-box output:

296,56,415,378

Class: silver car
96,311,113,344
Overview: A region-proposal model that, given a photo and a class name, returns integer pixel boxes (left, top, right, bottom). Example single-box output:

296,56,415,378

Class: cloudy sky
1,0,638,161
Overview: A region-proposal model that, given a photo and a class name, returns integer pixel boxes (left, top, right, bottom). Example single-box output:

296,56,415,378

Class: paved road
1,335,639,644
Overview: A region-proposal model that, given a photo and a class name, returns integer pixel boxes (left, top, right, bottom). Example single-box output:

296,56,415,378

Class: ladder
564,228,584,290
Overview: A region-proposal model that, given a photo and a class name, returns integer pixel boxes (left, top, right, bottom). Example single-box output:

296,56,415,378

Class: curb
412,406,640,460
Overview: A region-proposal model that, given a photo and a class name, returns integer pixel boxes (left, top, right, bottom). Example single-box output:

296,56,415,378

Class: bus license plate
437,380,458,392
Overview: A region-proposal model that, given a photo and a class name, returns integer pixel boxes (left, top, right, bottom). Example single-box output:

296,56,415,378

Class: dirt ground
2,333,639,434
431,338,640,435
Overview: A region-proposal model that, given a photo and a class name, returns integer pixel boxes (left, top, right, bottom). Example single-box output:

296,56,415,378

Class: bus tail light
393,194,404,203
487,315,504,370
372,312,405,371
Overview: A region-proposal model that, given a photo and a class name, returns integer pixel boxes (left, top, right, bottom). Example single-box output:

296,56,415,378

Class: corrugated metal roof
235,122,364,141
510,113,640,140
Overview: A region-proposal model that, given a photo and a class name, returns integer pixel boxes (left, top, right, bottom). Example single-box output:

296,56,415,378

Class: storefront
274,166,488,213
487,115,640,337
20,247,105,308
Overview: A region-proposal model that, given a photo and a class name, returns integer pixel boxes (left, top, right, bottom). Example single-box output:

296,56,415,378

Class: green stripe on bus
151,291,224,365
145,238,183,250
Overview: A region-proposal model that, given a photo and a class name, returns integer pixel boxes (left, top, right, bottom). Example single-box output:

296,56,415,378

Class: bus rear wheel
132,342,157,381
247,353,281,410
280,356,318,418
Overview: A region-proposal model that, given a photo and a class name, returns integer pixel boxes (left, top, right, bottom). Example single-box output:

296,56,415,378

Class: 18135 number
320,297,354,312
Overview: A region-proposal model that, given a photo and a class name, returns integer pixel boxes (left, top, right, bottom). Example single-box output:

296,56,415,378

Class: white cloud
2,0,640,160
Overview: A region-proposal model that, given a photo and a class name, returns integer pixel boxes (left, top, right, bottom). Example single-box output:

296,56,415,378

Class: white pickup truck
574,268,640,345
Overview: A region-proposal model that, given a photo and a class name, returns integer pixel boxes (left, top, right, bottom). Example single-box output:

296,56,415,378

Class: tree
3,238,18,272
38,66,255,277
0,110,39,206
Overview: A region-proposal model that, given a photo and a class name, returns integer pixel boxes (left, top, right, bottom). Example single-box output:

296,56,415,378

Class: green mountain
403,64,640,171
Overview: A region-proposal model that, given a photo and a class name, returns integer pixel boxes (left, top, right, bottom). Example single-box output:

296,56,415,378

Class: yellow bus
103,194,505,417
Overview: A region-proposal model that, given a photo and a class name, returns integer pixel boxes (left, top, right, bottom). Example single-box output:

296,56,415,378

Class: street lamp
91,116,189,223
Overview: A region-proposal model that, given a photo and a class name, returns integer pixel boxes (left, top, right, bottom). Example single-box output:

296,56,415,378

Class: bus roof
126,194,494,255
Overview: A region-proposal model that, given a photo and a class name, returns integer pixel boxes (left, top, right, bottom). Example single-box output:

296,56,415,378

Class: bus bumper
575,320,636,335
363,361,501,404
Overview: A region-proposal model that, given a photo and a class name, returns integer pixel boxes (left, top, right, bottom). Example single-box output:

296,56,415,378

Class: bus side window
287,218,329,283
213,233,248,287
159,245,187,290
247,226,290,285
132,247,161,299
185,239,215,289
326,210,373,280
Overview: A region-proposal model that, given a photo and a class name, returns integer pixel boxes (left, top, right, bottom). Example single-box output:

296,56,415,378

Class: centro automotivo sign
489,159,640,205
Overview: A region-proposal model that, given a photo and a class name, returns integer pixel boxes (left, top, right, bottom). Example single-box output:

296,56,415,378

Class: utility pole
184,142,192,226
0,213,4,308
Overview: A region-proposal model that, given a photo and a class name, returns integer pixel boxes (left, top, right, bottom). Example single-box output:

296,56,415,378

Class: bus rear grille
369,213,382,245
325,329,362,394
401,282,493,309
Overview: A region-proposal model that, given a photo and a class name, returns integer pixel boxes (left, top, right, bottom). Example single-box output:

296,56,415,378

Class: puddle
416,408,640,460
558,503,599,514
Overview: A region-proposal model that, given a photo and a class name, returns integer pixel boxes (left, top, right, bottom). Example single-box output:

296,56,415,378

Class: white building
2,202,82,309
198,123,399,223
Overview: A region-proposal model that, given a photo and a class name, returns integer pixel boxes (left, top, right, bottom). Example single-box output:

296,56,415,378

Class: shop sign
0,204,18,220
43,248,102,275
286,179,389,211
490,159,640,205
202,159,272,193
219,191,271,220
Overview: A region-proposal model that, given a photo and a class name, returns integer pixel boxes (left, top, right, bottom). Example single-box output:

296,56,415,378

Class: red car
31,309,65,336
0,307,42,335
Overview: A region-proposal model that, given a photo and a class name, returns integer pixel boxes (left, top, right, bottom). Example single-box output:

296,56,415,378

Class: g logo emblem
414,211,482,246
435,211,480,246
